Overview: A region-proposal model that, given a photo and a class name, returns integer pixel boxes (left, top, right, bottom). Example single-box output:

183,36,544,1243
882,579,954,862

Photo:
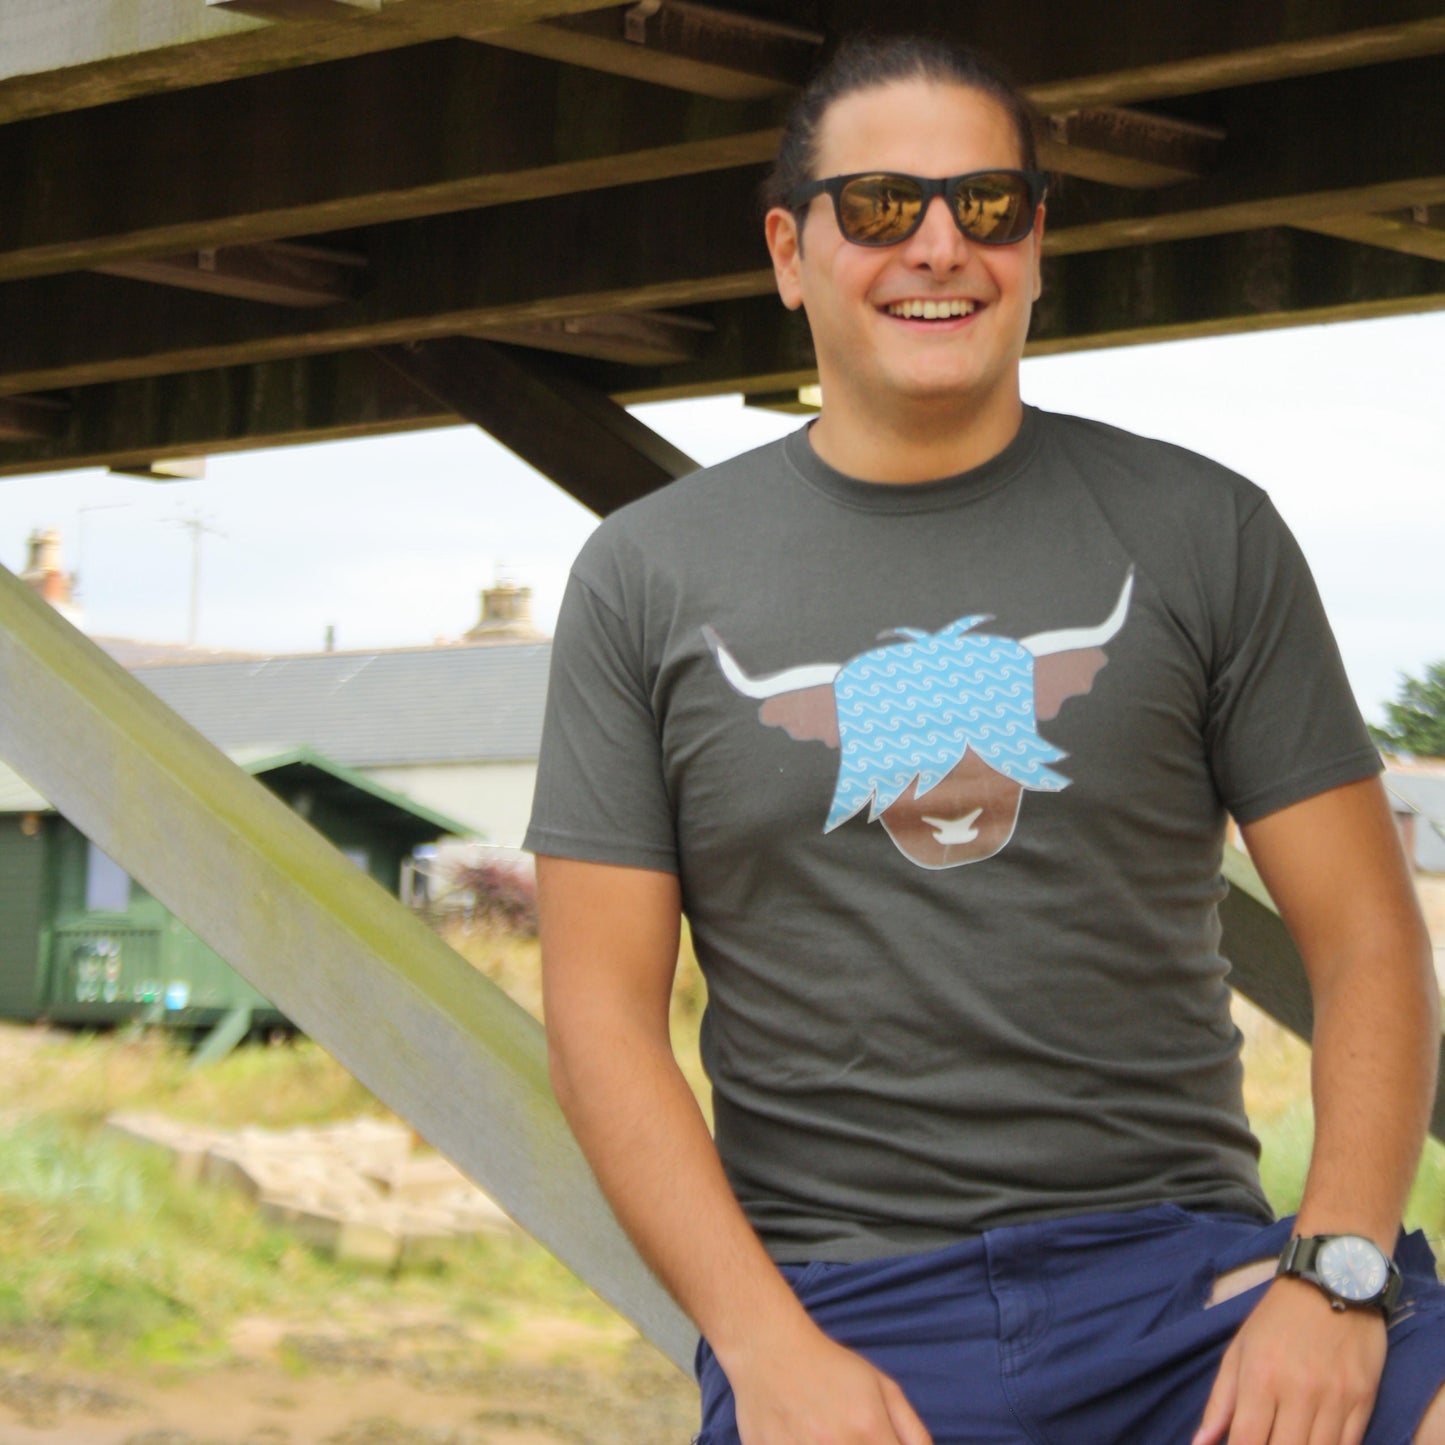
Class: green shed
0,745,469,1039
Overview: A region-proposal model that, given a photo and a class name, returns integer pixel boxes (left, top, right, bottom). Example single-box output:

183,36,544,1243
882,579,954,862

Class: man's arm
537,854,932,1445
1194,775,1439,1445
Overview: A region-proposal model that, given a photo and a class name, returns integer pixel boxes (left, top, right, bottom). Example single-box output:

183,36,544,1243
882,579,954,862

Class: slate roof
0,744,473,837
1386,768,1445,873
129,641,552,768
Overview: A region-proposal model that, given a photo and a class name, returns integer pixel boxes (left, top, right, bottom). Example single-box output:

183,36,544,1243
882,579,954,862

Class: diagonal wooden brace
0,562,697,1370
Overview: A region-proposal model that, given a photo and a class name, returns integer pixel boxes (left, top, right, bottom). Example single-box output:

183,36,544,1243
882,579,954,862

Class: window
85,842,131,912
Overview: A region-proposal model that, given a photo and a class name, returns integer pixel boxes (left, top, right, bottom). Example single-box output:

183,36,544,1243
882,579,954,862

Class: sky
1,308,1441,726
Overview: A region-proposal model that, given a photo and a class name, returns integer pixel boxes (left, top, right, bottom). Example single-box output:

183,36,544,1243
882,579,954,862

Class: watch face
1317,1236,1389,1302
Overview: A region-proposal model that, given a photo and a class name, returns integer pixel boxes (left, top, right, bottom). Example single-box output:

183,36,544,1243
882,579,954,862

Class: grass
0,928,1437,1372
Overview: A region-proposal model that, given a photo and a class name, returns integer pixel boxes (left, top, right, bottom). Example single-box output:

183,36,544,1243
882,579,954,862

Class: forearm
549,1012,817,1377
1294,935,1439,1249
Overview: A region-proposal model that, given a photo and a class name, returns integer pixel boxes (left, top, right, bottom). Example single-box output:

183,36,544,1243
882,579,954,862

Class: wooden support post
1221,844,1445,1140
0,564,697,1370
375,336,697,514
1040,107,1224,188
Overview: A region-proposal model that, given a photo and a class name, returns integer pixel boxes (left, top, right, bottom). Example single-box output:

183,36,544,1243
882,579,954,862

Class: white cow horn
703,625,841,699
1021,569,1135,657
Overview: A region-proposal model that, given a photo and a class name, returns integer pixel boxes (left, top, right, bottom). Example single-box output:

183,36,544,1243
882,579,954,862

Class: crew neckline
783,405,1044,514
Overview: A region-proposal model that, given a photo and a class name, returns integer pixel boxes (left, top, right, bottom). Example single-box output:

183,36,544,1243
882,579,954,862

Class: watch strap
1276,1234,1403,1313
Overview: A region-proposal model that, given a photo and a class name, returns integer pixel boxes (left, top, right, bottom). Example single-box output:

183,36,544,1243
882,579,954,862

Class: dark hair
761,32,1040,214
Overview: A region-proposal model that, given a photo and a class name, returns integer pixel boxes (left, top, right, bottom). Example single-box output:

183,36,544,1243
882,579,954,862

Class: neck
806,389,1025,484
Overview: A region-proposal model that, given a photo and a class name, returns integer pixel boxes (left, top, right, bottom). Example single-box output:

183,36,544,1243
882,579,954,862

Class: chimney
463,580,544,643
21,528,77,611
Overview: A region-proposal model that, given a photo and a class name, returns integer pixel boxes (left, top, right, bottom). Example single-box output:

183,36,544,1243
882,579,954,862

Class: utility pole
173,512,225,646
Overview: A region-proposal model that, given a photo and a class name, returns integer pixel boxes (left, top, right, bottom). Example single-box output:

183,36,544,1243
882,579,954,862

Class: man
525,34,1445,1445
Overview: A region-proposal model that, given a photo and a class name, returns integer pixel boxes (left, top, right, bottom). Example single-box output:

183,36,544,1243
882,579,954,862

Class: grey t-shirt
524,406,1381,1263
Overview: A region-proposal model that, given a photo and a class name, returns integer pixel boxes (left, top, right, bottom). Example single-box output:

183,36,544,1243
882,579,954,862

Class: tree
1369,660,1445,758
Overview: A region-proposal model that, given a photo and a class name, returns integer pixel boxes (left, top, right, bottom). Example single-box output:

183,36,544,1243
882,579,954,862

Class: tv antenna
171,511,226,646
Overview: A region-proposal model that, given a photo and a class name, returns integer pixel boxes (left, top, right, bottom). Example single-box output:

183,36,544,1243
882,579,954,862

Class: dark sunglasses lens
837,174,926,244
952,173,1035,244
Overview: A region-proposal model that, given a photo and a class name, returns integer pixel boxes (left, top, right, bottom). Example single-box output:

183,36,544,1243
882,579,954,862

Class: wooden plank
1298,206,1445,263
0,560,698,1370
1039,107,1223,189
375,336,697,512
0,42,784,283
1045,53,1445,254
0,352,454,478
1220,845,1445,1141
0,394,68,442
475,1,822,99
594,229,1445,401
0,166,777,395
475,309,714,365
0,0,624,124
821,0,1445,110
94,242,367,308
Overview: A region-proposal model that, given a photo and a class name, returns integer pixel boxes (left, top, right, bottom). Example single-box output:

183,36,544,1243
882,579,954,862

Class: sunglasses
786,169,1047,248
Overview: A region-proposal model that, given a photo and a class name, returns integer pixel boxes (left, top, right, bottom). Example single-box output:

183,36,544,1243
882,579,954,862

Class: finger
881,1375,934,1445
1304,1399,1349,1445
1338,1395,1376,1445
1223,1390,1276,1445
1193,1343,1241,1445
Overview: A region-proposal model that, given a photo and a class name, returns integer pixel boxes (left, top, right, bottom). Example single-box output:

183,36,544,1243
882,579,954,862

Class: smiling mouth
885,299,978,320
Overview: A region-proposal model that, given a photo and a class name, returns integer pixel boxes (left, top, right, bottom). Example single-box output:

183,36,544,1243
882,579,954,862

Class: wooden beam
0,561,697,1369
474,309,714,365
0,352,454,479
0,166,777,395
1220,845,1445,1141
591,229,1445,401
1039,107,1224,189
0,42,784,283
0,394,68,442
1297,205,1445,263
822,0,1445,110
376,336,696,512
476,1,822,99
0,0,625,125
94,242,367,308
1045,53,1445,254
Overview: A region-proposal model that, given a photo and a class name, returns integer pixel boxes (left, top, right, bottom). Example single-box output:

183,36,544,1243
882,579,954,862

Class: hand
1192,1277,1386,1445
728,1320,933,1445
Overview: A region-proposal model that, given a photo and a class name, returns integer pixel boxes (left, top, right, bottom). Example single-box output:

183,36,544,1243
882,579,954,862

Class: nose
901,194,969,271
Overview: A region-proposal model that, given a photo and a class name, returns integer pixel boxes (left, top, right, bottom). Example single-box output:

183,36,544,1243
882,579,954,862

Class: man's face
766,80,1044,428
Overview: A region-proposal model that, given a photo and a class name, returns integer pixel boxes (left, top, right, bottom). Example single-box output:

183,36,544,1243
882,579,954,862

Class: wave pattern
824,616,1070,833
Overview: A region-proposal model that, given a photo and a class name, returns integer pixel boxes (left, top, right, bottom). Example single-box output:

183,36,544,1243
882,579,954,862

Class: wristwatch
1276,1234,1402,1314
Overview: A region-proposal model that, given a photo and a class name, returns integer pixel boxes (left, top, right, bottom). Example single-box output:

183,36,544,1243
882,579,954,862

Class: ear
1031,202,1045,302
1033,646,1106,722
759,687,840,748
765,206,806,312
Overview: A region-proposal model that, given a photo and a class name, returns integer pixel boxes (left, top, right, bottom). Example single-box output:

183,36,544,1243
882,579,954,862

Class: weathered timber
476,1,822,99
1038,107,1224,189
475,309,714,366
1221,847,1445,1142
0,563,698,1370
587,231,1445,402
1029,228,1445,354
95,242,367,307
0,352,453,478
0,43,784,283
822,0,1445,110
376,336,697,512
1045,53,1445,254
0,394,68,442
0,0,622,124
1298,207,1445,263
0,166,776,395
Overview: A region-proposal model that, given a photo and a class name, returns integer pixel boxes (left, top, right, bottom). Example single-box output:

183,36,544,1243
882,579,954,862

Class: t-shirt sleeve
1205,495,1382,824
523,569,679,871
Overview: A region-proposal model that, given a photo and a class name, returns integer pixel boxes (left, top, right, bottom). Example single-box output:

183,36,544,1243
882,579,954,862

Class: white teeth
887,299,976,319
